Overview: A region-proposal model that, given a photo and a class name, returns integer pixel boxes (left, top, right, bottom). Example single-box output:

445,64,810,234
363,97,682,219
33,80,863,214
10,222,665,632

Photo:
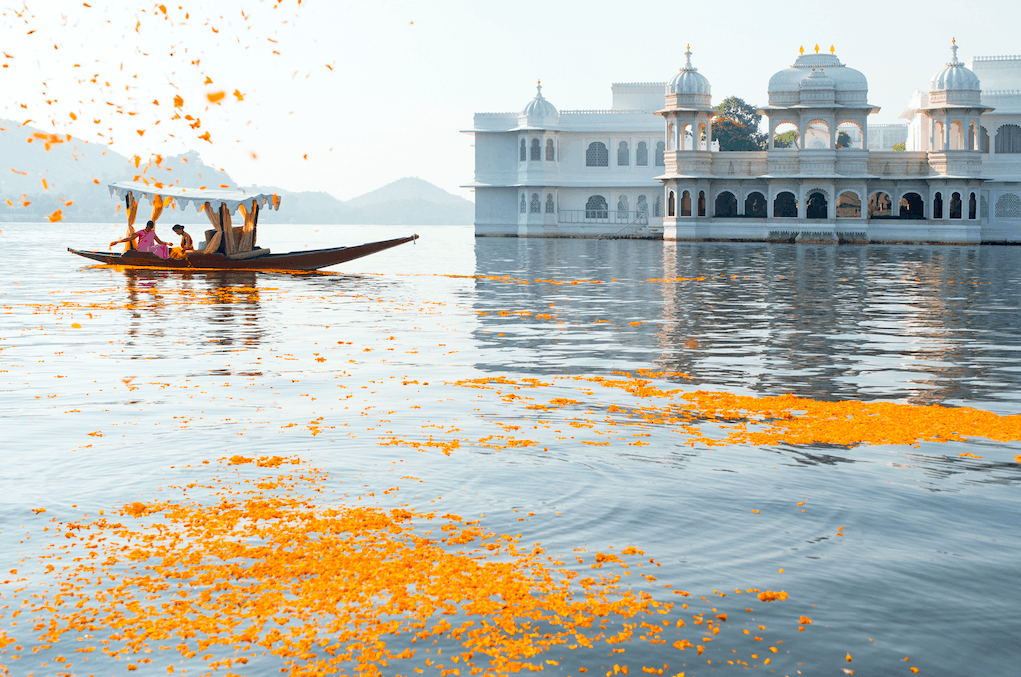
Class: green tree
773,130,798,148
712,96,767,151
836,130,852,148
892,142,906,152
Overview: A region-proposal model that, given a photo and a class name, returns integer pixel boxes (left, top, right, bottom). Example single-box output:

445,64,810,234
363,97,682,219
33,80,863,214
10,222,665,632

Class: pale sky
2,0,1018,201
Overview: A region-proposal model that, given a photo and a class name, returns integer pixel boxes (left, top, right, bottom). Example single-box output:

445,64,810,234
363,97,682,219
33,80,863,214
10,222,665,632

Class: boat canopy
108,181,280,215
108,180,281,258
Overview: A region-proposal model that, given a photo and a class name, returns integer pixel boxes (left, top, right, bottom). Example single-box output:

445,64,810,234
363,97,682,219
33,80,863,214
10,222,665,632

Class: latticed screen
530,193,541,213
520,194,526,213
636,142,648,166
530,139,541,161
618,142,629,166
996,193,1021,219
586,142,609,167
545,194,554,213
520,139,526,162
655,142,665,166
585,195,608,218
546,139,555,161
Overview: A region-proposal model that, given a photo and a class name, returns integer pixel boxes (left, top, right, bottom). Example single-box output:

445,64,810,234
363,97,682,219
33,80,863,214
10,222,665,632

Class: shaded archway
899,193,924,219
697,191,706,217
950,192,963,219
969,192,977,220
680,191,691,217
714,191,737,217
868,192,892,218
836,191,861,218
667,191,675,217
773,192,797,217
806,191,828,219
744,192,767,218
933,192,944,219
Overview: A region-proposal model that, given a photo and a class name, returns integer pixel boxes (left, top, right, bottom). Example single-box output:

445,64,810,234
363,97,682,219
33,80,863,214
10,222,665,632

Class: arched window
586,142,609,167
667,123,675,150
655,142,665,166
618,141,629,166
774,192,797,218
969,192,977,220
680,190,691,217
868,192,892,218
899,193,924,219
667,191,675,217
995,193,1021,219
530,193,541,213
636,142,648,166
836,192,861,218
697,190,706,217
995,125,1021,153
714,191,737,217
980,126,990,153
933,192,944,219
981,195,988,219
654,194,662,217
520,193,526,213
545,193,555,213
585,195,608,219
530,138,541,161
744,192,767,218
637,195,648,218
520,139,526,162
949,192,963,219
617,195,629,220
545,138,555,161
806,191,828,219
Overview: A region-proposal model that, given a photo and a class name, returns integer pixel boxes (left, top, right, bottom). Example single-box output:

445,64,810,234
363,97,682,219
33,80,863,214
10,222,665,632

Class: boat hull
68,235,418,271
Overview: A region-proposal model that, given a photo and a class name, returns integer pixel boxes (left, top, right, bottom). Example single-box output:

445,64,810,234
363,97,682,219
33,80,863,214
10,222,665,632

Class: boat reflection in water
119,267,269,358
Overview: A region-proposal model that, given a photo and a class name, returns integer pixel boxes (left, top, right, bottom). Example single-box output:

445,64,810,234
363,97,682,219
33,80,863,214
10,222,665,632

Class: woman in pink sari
110,220,171,259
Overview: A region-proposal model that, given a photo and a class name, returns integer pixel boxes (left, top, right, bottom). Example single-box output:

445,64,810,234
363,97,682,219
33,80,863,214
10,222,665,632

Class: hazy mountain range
0,121,473,224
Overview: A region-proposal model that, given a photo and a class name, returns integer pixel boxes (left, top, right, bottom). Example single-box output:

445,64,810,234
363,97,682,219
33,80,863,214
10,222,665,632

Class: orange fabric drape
150,194,165,223
201,202,222,254
123,193,139,252
237,199,257,252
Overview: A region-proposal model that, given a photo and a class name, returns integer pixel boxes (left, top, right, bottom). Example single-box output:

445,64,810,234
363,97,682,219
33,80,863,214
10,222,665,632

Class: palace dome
521,82,559,118
928,41,981,105
663,46,712,109
768,48,869,106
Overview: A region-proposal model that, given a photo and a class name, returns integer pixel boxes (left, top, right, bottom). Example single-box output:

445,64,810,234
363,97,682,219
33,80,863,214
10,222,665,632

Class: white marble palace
464,41,1021,243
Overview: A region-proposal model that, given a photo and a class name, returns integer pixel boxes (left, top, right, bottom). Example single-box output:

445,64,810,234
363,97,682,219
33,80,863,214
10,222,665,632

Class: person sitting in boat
110,221,171,258
169,224,194,259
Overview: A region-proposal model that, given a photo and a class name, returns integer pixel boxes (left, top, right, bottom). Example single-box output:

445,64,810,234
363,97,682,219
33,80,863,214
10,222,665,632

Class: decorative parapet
971,55,1021,62
868,151,930,177
560,109,654,115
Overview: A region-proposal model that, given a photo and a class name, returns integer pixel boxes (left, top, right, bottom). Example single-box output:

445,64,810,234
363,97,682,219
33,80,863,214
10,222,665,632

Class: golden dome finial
799,45,804,55
814,43,820,53
830,44,835,54
952,37,956,44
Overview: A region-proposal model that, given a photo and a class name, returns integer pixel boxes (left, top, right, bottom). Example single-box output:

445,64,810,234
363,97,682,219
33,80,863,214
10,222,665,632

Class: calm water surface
2,223,1020,676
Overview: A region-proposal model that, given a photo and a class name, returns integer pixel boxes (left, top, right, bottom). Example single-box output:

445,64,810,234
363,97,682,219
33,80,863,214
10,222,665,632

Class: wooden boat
68,181,419,271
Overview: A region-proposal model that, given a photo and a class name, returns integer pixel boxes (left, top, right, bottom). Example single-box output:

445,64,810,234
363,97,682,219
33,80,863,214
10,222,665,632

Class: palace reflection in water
472,239,1021,411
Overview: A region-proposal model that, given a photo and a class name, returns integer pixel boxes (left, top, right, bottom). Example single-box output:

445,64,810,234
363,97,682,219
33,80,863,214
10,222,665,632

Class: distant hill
0,121,471,224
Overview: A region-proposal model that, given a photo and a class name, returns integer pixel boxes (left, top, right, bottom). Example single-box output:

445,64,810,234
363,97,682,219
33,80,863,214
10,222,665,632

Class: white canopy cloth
108,181,280,215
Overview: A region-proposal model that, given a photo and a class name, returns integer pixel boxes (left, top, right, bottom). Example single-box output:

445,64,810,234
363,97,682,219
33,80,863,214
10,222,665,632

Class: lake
2,222,1020,677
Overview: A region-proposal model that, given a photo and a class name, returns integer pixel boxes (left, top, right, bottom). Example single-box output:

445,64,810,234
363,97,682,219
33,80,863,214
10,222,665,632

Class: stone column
706,117,713,151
